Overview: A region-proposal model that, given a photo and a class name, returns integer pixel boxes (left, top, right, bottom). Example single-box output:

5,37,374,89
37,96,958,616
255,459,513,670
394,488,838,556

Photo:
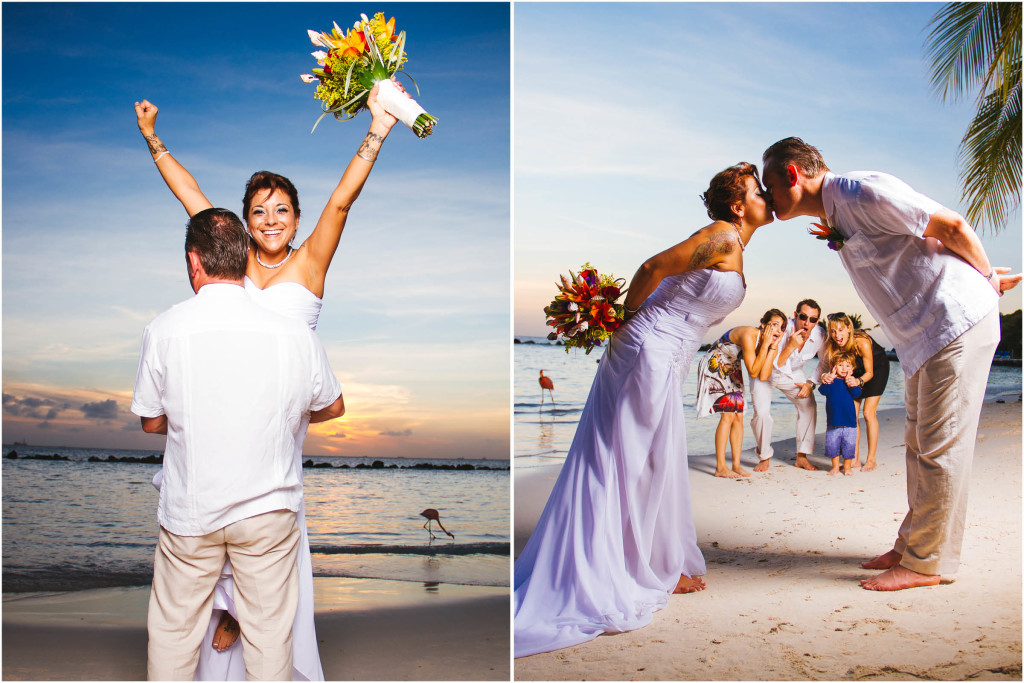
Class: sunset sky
2,3,511,459
514,2,1022,344
3,2,1020,458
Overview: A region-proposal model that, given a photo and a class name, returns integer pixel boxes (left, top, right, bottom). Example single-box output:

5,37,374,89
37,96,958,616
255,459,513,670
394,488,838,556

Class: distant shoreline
2,449,509,471
514,337,1023,366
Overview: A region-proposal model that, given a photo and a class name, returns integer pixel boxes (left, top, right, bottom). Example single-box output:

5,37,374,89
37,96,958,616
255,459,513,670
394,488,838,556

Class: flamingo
420,508,454,540
539,370,555,407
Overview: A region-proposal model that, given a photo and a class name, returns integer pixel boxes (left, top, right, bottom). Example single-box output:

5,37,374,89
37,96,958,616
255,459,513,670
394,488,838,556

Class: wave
310,542,508,557
3,541,510,593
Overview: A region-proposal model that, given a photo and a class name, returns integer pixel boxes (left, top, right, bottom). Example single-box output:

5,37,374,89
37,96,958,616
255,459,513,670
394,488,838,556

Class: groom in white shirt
132,208,344,679
761,137,1020,591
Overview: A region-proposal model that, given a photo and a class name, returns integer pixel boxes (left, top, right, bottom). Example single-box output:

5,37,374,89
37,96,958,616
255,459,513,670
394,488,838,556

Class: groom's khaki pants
895,309,999,576
147,509,300,681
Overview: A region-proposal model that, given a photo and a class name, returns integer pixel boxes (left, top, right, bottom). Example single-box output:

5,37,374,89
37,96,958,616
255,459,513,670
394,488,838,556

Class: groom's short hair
185,208,248,280
763,137,829,178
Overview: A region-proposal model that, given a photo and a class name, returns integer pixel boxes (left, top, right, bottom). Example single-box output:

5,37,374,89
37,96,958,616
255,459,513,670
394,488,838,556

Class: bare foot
861,549,902,570
794,454,818,471
843,468,855,477
862,459,877,472
753,459,771,472
827,467,839,476
715,468,743,479
673,574,706,594
851,459,862,469
860,564,940,591
211,611,240,652
732,467,751,478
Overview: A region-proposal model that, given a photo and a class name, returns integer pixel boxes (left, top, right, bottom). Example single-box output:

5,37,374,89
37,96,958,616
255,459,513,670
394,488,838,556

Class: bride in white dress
514,163,775,658
136,81,409,680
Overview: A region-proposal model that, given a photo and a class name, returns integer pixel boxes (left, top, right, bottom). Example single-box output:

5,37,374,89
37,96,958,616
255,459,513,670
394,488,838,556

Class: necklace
255,246,293,269
731,222,746,251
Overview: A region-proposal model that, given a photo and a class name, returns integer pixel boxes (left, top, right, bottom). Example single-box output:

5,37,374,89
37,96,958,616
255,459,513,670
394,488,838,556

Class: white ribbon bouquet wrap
301,13,437,138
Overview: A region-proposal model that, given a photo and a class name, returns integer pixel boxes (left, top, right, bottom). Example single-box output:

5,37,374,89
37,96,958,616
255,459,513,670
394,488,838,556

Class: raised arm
738,322,782,381
299,81,404,284
135,100,214,218
623,224,741,317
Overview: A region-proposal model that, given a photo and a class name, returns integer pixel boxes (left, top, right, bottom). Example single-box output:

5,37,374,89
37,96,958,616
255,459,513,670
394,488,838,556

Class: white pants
895,309,999,575
749,376,817,461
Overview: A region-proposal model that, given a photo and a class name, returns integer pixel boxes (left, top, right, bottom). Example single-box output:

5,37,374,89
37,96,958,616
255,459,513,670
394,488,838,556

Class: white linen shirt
772,318,825,385
823,171,998,377
131,283,342,537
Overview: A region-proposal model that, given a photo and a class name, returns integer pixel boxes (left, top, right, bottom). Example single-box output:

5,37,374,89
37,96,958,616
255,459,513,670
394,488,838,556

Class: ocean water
515,336,1022,468
2,447,509,592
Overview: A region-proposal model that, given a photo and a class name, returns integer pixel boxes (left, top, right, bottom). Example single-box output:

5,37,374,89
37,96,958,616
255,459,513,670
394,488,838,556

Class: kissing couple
513,137,1020,658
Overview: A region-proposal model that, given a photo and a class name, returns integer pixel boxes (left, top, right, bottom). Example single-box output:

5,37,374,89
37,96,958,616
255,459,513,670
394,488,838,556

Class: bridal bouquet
544,265,627,354
301,12,437,137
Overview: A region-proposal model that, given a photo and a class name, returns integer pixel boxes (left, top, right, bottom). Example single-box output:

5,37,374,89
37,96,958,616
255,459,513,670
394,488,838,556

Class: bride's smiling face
247,188,299,255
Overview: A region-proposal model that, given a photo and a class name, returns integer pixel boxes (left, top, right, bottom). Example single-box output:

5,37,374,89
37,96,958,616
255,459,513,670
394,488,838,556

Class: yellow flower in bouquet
301,13,437,138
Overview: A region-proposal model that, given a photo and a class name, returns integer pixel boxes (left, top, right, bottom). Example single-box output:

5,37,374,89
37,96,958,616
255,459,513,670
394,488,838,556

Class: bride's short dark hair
242,171,301,221
701,162,761,223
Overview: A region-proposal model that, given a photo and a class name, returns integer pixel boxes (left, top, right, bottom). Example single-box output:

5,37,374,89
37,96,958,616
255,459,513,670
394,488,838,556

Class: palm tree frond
926,2,995,102
926,2,1022,234
958,68,1022,231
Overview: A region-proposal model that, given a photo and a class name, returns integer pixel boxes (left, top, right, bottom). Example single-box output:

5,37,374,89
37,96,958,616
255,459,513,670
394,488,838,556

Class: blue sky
514,2,1022,342
3,2,511,458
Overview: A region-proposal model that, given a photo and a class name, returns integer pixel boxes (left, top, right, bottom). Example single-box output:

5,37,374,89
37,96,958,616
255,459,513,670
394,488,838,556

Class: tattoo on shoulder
144,134,166,156
688,231,736,269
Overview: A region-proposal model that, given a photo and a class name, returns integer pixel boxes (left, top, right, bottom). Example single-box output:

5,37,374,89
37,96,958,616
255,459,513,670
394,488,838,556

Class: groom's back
133,284,333,537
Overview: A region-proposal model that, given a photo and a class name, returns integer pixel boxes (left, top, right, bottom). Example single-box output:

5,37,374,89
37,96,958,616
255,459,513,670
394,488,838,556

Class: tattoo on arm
357,131,385,161
144,134,167,157
688,231,736,269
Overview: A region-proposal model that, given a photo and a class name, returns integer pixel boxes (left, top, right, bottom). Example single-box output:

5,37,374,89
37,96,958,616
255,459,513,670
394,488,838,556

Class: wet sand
3,577,509,680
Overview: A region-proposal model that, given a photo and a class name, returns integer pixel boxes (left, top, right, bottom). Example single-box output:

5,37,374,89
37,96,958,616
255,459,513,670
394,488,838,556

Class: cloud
3,394,67,419
379,428,413,438
79,399,119,420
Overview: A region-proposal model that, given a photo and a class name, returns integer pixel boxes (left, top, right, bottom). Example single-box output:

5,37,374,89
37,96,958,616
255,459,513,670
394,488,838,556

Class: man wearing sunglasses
751,299,825,473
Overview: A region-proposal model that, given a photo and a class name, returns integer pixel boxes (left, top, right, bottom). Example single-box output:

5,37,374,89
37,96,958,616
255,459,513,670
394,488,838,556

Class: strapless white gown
153,277,325,681
513,268,745,658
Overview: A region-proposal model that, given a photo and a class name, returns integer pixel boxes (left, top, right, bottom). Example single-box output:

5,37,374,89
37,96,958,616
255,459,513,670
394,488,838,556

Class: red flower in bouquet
544,264,627,354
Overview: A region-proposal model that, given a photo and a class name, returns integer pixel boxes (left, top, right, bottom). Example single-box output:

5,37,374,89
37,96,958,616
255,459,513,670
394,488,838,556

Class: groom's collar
820,172,837,226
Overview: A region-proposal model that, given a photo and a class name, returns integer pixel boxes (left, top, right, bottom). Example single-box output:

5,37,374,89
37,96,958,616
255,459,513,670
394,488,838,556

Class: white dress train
513,268,745,658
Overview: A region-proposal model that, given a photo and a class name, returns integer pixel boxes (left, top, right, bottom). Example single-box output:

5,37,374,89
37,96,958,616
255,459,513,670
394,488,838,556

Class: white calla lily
300,74,318,84
311,50,328,63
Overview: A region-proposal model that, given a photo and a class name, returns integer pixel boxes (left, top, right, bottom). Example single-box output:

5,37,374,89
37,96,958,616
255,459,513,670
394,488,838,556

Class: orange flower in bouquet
544,264,627,354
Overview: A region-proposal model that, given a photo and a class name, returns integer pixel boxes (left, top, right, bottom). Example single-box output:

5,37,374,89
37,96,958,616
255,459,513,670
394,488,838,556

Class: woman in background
696,308,787,478
817,313,889,471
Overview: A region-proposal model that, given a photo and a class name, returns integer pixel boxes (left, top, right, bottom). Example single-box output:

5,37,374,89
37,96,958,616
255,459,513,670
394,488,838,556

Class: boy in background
818,351,862,476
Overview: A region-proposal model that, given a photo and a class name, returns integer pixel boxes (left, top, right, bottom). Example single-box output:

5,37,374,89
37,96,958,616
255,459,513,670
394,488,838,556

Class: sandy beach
2,578,509,680
514,400,1022,680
